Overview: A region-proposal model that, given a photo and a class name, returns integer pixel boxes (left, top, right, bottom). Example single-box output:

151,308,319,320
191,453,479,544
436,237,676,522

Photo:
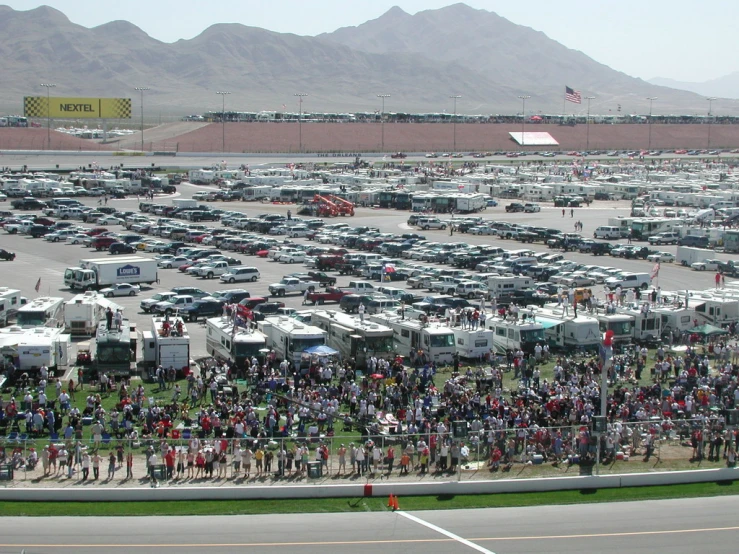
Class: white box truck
68,257,158,291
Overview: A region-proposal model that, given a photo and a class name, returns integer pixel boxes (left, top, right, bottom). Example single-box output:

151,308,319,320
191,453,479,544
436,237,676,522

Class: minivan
365,298,400,315
593,226,622,240
212,289,251,304
678,235,709,248
219,267,260,283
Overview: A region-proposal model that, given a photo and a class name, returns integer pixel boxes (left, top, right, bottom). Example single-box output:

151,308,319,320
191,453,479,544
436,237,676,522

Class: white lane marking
396,511,496,554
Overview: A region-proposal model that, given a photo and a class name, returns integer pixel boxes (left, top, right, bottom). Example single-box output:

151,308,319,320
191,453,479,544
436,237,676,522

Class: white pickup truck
193,261,232,279
268,277,319,297
4,220,34,234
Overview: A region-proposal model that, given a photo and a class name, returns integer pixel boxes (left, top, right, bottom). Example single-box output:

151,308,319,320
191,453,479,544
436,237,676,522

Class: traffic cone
393,495,399,511
387,494,395,508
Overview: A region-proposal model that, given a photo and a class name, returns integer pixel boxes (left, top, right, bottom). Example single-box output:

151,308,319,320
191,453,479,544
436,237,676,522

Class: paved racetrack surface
1,496,737,553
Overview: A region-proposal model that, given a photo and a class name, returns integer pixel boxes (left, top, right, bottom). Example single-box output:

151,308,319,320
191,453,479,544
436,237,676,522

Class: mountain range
649,73,739,102
0,3,737,117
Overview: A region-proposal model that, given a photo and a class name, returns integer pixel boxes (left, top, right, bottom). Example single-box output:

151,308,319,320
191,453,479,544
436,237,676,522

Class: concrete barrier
0,468,735,502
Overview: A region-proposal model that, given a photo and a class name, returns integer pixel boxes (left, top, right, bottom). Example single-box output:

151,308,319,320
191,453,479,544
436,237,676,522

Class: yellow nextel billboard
24,97,131,119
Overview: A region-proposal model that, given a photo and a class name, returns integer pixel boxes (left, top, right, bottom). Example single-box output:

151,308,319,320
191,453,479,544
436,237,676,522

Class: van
287,225,309,238
219,267,260,283
212,289,251,304
678,235,710,248
594,226,622,240
416,217,447,230
456,281,488,299
365,298,400,315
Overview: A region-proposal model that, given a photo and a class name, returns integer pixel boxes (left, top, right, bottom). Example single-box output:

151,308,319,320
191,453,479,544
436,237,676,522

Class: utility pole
134,87,150,152
450,95,461,152
294,93,308,152
40,83,56,147
377,94,390,152
646,96,657,151
585,96,595,151
216,91,231,152
518,95,530,147
707,97,717,150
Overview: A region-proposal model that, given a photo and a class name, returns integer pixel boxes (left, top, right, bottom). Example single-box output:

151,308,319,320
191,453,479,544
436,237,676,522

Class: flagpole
562,89,566,124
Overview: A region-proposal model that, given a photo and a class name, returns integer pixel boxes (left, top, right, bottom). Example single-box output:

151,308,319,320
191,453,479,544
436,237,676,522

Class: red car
192,234,210,243
92,236,117,251
86,227,108,236
256,249,269,258
306,287,349,305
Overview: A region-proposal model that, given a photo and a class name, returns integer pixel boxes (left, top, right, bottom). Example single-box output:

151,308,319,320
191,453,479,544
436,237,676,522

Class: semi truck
65,256,158,291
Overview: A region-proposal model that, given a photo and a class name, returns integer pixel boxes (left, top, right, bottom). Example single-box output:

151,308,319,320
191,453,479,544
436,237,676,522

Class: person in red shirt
165,448,175,480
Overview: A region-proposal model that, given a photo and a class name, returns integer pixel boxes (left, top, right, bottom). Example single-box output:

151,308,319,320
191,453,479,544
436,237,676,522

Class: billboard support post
39,83,56,147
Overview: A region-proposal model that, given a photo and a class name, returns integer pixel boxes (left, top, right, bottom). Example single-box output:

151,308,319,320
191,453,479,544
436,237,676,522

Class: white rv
0,326,71,371
258,316,326,370
63,292,122,336
205,316,267,368
485,316,546,354
452,327,495,359
529,307,601,350
368,313,456,364
15,297,65,329
311,310,394,369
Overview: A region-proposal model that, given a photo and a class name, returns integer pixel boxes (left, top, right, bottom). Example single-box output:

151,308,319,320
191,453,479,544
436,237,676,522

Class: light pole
518,95,530,147
707,97,717,150
377,94,390,152
134,87,149,152
585,96,595,151
216,91,230,152
40,83,56,147
294,93,308,152
450,95,461,152
646,96,657,151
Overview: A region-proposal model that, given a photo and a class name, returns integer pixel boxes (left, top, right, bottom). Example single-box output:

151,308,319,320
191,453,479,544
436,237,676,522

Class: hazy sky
6,0,737,83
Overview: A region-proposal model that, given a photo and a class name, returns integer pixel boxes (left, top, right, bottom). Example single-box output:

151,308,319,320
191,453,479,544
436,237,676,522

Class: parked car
177,298,225,322
99,283,141,297
647,252,675,263
219,267,261,283
505,202,525,213
109,242,137,255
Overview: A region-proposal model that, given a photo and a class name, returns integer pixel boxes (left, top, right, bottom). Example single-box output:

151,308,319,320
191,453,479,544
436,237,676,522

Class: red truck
306,287,349,305
315,254,344,270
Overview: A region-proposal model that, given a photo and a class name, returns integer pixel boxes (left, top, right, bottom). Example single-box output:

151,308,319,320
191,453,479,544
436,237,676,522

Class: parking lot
0,179,722,361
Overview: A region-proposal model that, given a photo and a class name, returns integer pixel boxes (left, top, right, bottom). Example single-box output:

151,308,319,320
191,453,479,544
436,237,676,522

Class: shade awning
534,317,562,330
303,345,339,355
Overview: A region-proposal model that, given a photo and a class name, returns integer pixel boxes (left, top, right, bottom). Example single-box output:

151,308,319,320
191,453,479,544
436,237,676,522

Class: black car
178,298,225,322
505,202,525,213
251,301,286,321
109,242,136,255
0,248,16,261
340,294,375,314
29,224,51,238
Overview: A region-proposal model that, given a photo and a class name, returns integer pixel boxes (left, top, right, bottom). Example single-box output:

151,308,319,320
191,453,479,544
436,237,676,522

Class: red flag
34,278,41,292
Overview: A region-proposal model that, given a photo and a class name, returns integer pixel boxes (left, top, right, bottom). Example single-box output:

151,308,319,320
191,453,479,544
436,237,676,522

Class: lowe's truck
66,257,158,291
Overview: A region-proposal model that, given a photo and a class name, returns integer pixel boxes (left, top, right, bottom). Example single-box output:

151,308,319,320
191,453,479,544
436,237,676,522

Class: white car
691,259,722,271
158,256,191,269
647,252,675,263
524,203,541,213
98,216,125,226
279,251,307,264
144,240,168,252
99,283,141,297
469,226,495,235
65,233,89,245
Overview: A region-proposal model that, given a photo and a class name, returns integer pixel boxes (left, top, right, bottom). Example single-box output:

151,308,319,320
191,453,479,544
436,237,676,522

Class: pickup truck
307,271,337,287
193,260,232,279
151,294,196,315
177,298,224,322
430,276,460,295
4,220,34,234
306,287,348,305
268,277,319,297
341,281,376,294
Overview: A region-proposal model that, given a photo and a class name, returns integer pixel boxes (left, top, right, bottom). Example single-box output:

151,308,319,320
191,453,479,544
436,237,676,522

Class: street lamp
450,95,461,152
216,91,230,152
377,94,390,152
518,95,531,147
646,96,657,151
294,93,308,152
134,87,149,152
585,96,595,151
707,97,717,149
40,83,56,147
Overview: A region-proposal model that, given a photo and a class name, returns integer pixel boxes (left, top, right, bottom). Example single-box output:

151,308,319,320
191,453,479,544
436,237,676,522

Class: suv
109,242,136,255
678,235,709,248
505,202,525,213
219,267,260,283
604,272,651,290
251,301,286,321
416,217,447,230
92,236,118,251
647,231,679,245
177,298,225,322
170,286,210,299
339,294,375,314
211,289,251,304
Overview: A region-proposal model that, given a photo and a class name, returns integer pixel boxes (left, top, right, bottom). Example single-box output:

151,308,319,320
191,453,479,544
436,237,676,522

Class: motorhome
487,275,533,297
653,305,697,337
595,313,634,345
258,316,326,370
63,292,122,336
0,326,71,371
368,313,456,364
485,316,546,354
691,293,739,325
311,310,394,369
528,307,601,350
0,288,23,321
94,319,134,376
142,316,190,374
630,218,679,241
452,327,495,359
205,316,268,368
16,297,65,328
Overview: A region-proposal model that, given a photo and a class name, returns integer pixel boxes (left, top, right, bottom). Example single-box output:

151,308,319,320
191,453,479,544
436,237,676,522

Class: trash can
307,461,322,479
152,464,167,480
0,464,13,481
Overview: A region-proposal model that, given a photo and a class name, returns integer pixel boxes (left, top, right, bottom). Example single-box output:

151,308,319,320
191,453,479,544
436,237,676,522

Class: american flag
565,86,582,104
650,262,660,280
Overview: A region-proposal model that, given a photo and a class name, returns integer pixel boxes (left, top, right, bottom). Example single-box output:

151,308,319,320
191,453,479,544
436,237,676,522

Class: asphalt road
0,496,737,553
0,178,721,361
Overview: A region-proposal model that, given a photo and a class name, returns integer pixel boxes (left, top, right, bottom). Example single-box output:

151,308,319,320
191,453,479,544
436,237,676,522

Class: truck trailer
66,257,158,291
